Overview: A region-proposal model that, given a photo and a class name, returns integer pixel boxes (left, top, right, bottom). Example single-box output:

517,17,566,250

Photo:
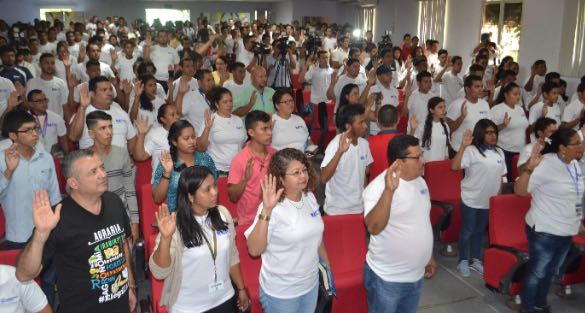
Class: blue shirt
0,66,33,86
152,152,218,212
0,149,61,243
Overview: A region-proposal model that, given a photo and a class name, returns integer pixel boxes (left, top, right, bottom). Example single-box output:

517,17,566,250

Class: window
481,0,522,61
145,8,190,26
356,6,376,39
40,8,72,21
560,0,585,77
417,0,447,46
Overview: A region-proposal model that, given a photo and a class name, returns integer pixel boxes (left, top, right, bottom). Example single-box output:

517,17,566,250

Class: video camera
252,41,272,55
377,31,393,55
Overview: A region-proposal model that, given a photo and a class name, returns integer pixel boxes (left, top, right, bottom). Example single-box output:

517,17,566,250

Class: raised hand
14,81,25,97
367,70,377,86
409,115,419,132
461,101,468,118
62,54,71,68
385,161,401,192
204,109,214,130
133,80,144,96
79,84,91,108
67,72,79,89
338,129,351,153
542,104,549,117
526,143,543,171
248,91,257,106
462,129,473,147
135,115,152,135
243,158,254,182
502,112,511,129
110,49,118,64
178,77,190,95
7,91,19,110
4,143,20,172
120,79,132,94
261,174,284,213
330,71,338,84
79,43,86,60
159,150,174,174
155,204,176,239
32,190,62,236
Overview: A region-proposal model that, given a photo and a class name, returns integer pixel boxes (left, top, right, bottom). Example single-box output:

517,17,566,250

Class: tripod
271,56,292,89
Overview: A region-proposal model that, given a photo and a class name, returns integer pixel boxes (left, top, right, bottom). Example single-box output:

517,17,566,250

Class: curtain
356,7,376,37
560,0,585,77
417,0,447,45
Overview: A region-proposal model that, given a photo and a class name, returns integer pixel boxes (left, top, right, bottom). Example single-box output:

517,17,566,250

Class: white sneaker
457,260,470,277
470,258,484,275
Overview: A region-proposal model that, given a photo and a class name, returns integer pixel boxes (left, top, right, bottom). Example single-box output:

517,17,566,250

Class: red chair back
0,249,19,266
148,234,167,313
235,225,263,313
139,184,159,257
511,154,520,181
135,159,153,192
291,73,301,90
53,156,66,195
0,207,5,240
489,194,531,252
217,177,238,220
424,160,462,203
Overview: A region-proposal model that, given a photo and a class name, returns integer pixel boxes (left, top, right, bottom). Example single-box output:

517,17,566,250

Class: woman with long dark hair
451,119,506,277
336,83,360,112
490,82,529,181
152,120,218,212
245,148,330,313
418,96,450,161
130,74,166,125
150,166,250,313
515,128,585,313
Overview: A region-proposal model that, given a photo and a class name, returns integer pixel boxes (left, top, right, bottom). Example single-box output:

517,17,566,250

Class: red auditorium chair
424,160,463,256
148,234,167,313
135,159,153,194
556,232,585,298
53,156,66,195
483,194,531,307
217,177,238,221
309,100,336,150
0,248,19,266
322,214,368,313
291,73,302,90
510,154,520,182
235,225,263,313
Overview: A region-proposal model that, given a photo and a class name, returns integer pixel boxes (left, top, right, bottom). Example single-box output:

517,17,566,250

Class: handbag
315,258,336,313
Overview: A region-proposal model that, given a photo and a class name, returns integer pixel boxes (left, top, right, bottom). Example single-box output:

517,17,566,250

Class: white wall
291,0,340,24
374,0,419,44
271,0,293,24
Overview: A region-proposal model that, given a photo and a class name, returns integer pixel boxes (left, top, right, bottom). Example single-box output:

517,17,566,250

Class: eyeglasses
279,99,295,105
16,127,38,135
31,98,48,103
398,154,424,161
567,141,582,147
285,168,309,177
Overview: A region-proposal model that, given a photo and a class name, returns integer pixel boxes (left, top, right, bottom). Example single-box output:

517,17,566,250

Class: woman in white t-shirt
418,96,450,161
514,128,585,313
517,117,557,173
129,74,166,126
271,89,310,151
490,82,529,181
451,119,506,278
149,166,250,313
245,149,330,313
197,87,247,175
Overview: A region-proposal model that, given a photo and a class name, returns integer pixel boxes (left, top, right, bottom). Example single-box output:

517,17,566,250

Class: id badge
576,203,583,218
208,280,225,294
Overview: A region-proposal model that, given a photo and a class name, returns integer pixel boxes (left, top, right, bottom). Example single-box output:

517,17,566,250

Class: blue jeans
521,224,572,312
259,282,318,313
458,202,489,262
363,263,423,313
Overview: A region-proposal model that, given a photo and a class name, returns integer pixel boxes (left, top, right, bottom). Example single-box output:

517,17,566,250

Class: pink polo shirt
228,142,276,225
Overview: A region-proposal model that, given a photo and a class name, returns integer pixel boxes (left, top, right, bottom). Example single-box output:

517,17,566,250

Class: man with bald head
233,65,276,117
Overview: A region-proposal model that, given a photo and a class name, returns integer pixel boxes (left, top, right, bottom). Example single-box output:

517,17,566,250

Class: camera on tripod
377,31,393,56
252,41,271,55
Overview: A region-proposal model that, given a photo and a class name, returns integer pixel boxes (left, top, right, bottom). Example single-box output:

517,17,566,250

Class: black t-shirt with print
41,191,132,313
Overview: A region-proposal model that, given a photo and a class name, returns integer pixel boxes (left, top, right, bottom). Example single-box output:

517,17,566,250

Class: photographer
265,37,297,90
236,35,258,73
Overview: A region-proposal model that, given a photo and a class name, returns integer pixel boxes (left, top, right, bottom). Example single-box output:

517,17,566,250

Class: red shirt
367,130,402,181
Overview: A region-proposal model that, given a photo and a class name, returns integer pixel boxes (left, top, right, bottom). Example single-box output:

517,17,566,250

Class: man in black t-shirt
15,149,137,313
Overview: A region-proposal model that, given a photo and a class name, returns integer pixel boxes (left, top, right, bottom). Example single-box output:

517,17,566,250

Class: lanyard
201,227,218,282
259,92,265,109
565,163,581,198
200,90,211,106
33,113,48,138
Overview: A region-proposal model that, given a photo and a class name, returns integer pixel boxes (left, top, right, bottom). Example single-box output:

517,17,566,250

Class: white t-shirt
529,101,561,142
517,143,536,170
447,98,491,151
331,47,349,64
322,37,337,52
149,45,180,81
416,121,450,162
173,212,235,313
271,114,309,151
144,126,169,181
407,90,436,136
369,82,399,135
561,98,585,131
68,43,82,60
77,104,137,150
490,103,529,152
74,60,115,82
182,89,210,133
526,154,584,236
321,134,373,215
0,77,16,116
0,265,48,313
333,74,367,111
236,48,255,68
26,76,68,117
31,110,66,153
363,172,433,282
441,71,464,108
171,77,198,102
304,66,333,104
54,55,77,82
116,53,139,82
244,192,323,298
99,43,116,66
39,42,56,55
198,113,247,172
131,96,166,127
460,146,507,208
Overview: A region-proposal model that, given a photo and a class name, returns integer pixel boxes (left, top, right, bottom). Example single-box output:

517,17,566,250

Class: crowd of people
0,12,584,313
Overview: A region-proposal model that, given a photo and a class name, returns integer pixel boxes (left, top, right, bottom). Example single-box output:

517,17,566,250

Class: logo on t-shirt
295,125,304,129
420,188,429,195
216,228,230,236
310,209,320,217
479,111,488,115
115,118,126,124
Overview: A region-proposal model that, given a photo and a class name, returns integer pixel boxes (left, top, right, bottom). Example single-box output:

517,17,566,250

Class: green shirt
233,85,276,115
